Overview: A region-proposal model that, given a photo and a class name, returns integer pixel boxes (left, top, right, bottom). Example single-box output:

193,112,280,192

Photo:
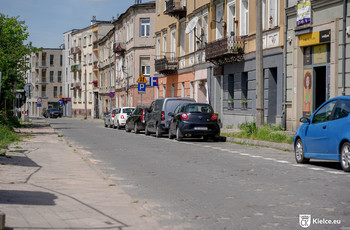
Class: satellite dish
185,16,199,34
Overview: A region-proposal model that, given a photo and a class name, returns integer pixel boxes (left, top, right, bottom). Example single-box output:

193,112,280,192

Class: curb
226,137,294,151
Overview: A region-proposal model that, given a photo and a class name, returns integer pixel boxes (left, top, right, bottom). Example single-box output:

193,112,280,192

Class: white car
113,107,135,129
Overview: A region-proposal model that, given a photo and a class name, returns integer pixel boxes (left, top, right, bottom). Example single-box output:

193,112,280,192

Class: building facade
27,48,64,117
155,0,210,104
285,0,350,131
114,1,156,108
70,22,113,118
206,0,285,128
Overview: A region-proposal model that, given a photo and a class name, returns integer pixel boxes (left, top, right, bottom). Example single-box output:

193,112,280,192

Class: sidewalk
0,119,161,229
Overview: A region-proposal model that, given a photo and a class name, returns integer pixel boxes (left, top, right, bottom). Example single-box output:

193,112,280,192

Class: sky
0,0,140,48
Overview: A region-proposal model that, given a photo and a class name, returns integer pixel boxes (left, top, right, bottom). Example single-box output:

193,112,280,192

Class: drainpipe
342,0,347,95
282,0,288,130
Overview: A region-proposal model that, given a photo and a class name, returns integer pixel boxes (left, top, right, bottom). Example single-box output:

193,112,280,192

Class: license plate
194,127,208,130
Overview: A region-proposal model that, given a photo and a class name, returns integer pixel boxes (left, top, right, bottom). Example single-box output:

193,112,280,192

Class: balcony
155,54,178,75
113,42,126,55
71,64,81,72
205,36,245,66
71,47,81,55
164,0,186,19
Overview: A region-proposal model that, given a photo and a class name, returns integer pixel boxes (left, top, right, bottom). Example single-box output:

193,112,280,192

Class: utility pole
84,69,87,119
256,0,264,127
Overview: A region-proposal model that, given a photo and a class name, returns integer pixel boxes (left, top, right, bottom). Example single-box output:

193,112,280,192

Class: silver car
104,108,118,128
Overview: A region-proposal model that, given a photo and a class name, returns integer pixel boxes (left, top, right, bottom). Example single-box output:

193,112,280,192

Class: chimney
91,16,96,25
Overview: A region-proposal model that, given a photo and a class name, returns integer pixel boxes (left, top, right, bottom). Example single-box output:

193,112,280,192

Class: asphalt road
48,118,350,230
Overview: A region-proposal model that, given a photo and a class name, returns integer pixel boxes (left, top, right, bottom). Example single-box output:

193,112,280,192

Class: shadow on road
0,190,57,205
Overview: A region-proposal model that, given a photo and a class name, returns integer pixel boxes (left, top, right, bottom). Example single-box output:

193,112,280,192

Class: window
157,86,159,98
227,1,236,37
216,3,224,39
60,55,63,66
89,35,92,44
156,36,161,57
89,73,92,82
163,85,166,97
189,29,194,53
163,33,167,55
240,0,249,36
262,0,267,30
58,71,62,83
83,36,87,46
170,29,176,60
268,0,278,28
59,86,62,96
203,14,208,44
50,55,54,66
171,84,175,97
312,101,337,123
157,0,161,15
50,71,54,82
181,82,185,97
141,65,150,76
164,0,166,11
140,18,150,37
89,54,92,64
54,86,58,98
190,82,194,98
332,100,350,120
180,22,186,56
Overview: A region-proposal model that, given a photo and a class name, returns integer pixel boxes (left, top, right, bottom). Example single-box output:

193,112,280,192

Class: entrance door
94,92,99,118
267,68,277,124
314,66,327,110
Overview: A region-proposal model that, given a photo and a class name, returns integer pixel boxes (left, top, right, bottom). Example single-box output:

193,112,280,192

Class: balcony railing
155,54,178,75
165,0,186,19
113,42,126,55
71,47,81,55
205,36,245,66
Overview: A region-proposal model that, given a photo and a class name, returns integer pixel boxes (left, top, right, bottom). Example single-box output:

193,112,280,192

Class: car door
326,100,350,157
146,101,155,131
170,104,183,133
304,100,337,154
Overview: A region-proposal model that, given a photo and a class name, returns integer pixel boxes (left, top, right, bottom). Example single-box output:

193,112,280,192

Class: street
49,118,350,230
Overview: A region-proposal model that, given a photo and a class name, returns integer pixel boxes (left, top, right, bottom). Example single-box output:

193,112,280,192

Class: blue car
293,96,350,172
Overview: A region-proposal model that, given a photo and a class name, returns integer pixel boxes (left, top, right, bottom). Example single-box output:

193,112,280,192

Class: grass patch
0,125,21,147
222,122,293,144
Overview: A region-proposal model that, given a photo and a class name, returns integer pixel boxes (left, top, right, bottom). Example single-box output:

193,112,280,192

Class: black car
168,103,220,141
125,106,148,133
48,108,61,118
145,97,196,137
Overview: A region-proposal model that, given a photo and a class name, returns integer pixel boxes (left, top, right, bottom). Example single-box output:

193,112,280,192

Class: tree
0,14,38,119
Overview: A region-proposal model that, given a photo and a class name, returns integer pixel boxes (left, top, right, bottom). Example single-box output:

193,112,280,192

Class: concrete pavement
0,119,161,230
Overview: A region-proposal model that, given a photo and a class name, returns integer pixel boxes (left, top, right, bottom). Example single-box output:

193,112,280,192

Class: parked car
43,109,50,118
48,108,61,118
104,108,118,128
168,103,220,141
293,96,350,172
125,106,148,133
145,97,196,137
113,107,135,129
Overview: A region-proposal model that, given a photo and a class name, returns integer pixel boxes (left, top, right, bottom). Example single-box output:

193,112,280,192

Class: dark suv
145,97,196,137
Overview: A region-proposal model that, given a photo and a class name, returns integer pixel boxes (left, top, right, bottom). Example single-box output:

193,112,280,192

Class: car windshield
185,104,213,114
122,108,134,115
49,108,57,112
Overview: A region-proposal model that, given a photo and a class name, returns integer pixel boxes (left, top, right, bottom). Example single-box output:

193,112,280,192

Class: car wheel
109,121,112,128
212,135,220,142
104,121,108,127
134,123,139,134
176,127,183,141
112,122,116,129
295,139,309,164
155,124,162,138
145,125,150,136
340,142,350,172
125,123,131,132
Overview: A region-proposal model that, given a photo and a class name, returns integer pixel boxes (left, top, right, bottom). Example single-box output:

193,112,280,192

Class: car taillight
161,111,165,120
180,113,189,120
140,109,145,121
112,115,115,118
121,115,124,119
211,113,218,121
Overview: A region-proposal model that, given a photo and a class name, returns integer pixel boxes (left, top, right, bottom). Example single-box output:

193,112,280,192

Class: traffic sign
37,97,42,103
59,95,62,99
37,103,42,107
150,77,159,86
138,83,146,93
137,74,147,83
24,83,34,93
58,99,63,105
108,92,115,98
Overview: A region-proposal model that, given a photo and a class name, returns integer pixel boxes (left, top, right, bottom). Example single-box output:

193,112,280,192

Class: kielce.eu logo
299,214,311,228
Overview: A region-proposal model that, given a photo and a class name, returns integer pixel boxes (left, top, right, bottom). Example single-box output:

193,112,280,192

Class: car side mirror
300,117,310,123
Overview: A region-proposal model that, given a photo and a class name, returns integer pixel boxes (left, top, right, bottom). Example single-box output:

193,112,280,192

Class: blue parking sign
138,83,146,92
150,77,159,86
